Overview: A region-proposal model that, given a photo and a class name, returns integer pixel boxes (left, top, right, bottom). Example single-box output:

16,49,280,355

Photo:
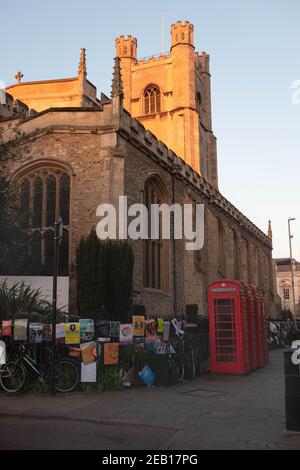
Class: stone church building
0,20,277,317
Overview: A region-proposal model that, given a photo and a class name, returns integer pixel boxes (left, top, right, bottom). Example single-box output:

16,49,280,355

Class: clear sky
1,0,300,260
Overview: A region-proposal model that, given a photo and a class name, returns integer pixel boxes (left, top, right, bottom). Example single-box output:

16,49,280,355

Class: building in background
0,21,278,317
275,258,300,318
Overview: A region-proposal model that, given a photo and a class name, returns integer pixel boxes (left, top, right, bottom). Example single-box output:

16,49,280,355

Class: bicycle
0,343,80,394
184,334,196,380
169,330,185,383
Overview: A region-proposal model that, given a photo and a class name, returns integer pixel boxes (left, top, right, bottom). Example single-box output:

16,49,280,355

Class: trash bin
284,348,300,432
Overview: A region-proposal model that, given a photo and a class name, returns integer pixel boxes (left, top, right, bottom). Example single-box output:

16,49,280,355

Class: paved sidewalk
0,349,300,449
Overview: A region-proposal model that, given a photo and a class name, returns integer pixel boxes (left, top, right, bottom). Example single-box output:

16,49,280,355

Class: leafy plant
0,280,67,322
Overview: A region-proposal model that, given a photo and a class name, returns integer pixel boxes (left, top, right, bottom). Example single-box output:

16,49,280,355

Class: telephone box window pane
214,298,237,363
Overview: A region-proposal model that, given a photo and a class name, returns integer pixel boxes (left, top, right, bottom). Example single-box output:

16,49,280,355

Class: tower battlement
115,35,137,59
171,20,194,48
114,19,218,187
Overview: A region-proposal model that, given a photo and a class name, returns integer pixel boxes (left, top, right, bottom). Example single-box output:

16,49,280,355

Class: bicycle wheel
53,359,80,393
175,357,185,383
0,361,27,393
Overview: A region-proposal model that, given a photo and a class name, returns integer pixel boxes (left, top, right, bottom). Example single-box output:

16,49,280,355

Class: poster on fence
119,324,133,345
81,362,97,383
163,322,170,342
95,320,110,338
43,324,52,342
80,319,95,343
133,316,145,336
56,323,66,340
2,320,12,337
80,341,97,365
109,322,120,338
134,336,144,350
104,342,119,365
0,340,6,365
14,319,28,341
65,323,80,344
29,323,43,343
157,318,164,334
145,319,157,339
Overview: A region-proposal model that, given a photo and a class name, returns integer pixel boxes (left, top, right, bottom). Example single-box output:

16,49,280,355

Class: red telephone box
242,282,257,371
208,280,250,375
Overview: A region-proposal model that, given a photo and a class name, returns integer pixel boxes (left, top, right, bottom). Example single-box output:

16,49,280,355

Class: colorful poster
14,319,28,341
43,324,52,342
79,319,95,343
171,318,183,336
2,320,12,337
133,316,145,336
163,322,170,341
119,324,133,345
65,323,80,344
0,340,6,365
109,322,120,338
134,336,144,350
145,337,156,353
80,341,97,365
157,318,164,334
95,320,110,338
81,362,97,383
56,323,66,339
139,364,155,388
104,342,119,365
29,323,43,343
145,319,157,338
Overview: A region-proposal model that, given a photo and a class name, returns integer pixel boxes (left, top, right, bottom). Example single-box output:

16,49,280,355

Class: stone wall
0,98,277,317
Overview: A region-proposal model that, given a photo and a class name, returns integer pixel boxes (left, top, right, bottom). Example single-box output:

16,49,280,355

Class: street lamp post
288,217,297,330
51,217,63,396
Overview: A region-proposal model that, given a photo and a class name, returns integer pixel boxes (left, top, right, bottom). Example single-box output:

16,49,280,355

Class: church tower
115,20,218,188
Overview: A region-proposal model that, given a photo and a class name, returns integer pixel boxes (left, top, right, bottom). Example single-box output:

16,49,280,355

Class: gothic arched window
143,177,169,291
17,166,70,275
144,85,161,115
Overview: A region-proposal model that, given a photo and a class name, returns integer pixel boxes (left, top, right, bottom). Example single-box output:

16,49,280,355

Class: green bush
76,231,134,322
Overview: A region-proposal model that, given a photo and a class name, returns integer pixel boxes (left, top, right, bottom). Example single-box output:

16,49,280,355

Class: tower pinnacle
78,48,87,77
268,220,273,239
111,57,124,99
